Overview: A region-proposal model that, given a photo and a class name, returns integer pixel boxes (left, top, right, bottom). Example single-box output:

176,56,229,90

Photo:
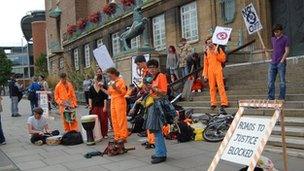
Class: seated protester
27,107,59,145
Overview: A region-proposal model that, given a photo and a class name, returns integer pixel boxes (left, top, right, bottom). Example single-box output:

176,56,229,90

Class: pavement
0,96,304,171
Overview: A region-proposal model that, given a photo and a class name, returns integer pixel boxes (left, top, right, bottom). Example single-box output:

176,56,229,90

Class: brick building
45,0,304,83
32,21,47,60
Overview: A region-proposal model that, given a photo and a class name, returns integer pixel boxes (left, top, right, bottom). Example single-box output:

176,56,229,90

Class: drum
46,135,62,146
81,115,96,145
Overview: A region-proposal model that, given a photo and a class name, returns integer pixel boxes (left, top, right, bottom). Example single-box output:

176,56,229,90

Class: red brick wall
31,21,46,60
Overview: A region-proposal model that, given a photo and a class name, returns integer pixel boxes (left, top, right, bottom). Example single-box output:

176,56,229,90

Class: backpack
61,131,83,145
159,98,177,124
176,122,194,143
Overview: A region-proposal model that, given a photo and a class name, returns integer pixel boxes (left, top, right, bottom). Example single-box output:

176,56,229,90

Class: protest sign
131,54,150,83
37,91,51,118
93,45,115,70
242,3,263,35
212,26,232,45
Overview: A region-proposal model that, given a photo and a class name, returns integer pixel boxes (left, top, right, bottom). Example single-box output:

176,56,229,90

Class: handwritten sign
212,26,232,45
37,91,51,118
242,3,263,35
93,45,115,70
221,116,271,165
131,54,150,83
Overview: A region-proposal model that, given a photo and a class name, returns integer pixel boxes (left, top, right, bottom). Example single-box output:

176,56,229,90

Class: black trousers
30,130,60,144
84,91,90,105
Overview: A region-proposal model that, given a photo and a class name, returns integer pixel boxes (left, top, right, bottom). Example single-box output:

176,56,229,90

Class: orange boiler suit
203,48,229,106
108,77,128,141
54,81,79,132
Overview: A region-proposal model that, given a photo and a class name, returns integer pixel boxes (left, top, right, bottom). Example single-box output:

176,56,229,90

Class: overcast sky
0,0,45,47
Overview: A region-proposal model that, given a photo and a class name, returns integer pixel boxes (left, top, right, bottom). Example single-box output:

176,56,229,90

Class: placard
131,54,150,83
221,116,271,165
242,3,263,35
93,45,115,70
37,91,51,118
212,26,232,45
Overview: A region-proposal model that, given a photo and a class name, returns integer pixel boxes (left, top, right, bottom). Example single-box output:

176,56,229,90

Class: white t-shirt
27,116,48,131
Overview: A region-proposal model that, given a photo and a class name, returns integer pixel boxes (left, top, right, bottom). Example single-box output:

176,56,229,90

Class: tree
0,50,12,86
35,53,48,77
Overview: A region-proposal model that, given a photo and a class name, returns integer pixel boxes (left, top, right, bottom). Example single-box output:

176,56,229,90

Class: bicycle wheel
203,124,229,142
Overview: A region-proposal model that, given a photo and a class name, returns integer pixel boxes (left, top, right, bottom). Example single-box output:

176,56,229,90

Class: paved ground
0,96,303,171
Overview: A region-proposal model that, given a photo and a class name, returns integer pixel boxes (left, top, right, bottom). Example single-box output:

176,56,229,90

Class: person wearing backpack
202,36,229,110
28,77,42,115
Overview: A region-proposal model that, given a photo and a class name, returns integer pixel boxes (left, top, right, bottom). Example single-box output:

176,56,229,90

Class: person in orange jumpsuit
134,55,155,148
203,37,229,110
54,73,79,132
103,68,128,141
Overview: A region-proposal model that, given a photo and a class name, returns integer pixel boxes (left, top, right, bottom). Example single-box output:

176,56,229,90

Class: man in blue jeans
267,24,290,100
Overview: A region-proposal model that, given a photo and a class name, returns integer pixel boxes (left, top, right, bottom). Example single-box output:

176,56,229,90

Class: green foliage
0,50,12,86
35,53,48,77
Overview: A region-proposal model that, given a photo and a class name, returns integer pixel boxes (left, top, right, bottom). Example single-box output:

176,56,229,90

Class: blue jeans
268,63,286,100
0,115,5,143
11,96,19,115
154,131,167,157
180,67,188,78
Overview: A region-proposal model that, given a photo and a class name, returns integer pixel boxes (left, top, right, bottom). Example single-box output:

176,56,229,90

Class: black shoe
221,105,229,108
15,113,22,117
151,156,167,164
151,155,156,159
145,143,155,149
210,105,216,110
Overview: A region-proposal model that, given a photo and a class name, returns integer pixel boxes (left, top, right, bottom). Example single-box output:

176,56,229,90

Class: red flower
88,12,100,23
120,0,134,6
67,24,77,35
102,3,117,16
77,18,87,29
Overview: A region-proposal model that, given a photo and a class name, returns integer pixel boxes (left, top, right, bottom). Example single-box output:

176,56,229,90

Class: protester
145,59,168,164
0,96,6,145
134,55,155,148
16,80,24,102
178,38,192,77
166,46,179,82
27,107,59,145
39,75,49,91
54,73,79,132
187,52,201,75
8,75,21,117
83,75,92,108
267,24,289,100
203,36,229,110
88,76,108,139
104,68,128,142
28,77,42,115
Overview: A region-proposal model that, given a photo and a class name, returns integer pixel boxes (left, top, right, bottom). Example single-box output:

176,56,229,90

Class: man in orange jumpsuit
203,37,229,110
134,55,155,148
104,68,128,141
54,73,79,132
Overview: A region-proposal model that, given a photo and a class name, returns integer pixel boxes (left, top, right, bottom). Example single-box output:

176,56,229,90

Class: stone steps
264,145,304,159
272,126,304,137
191,94,304,101
268,135,304,150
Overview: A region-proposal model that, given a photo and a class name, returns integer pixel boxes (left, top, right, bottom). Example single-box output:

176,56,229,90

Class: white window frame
112,32,121,56
97,38,104,48
59,57,64,70
131,36,141,49
73,48,79,70
84,44,91,68
152,14,166,51
180,1,199,42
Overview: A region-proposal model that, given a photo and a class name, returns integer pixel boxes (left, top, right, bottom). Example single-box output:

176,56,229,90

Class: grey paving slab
128,163,183,171
42,154,84,165
15,160,47,170
27,165,69,171
74,165,110,171
0,149,19,171
61,157,113,170
10,154,44,164
102,158,148,171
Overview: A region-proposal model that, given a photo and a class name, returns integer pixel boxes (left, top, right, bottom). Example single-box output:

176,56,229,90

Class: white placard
212,26,232,45
242,3,263,35
93,45,115,70
37,91,51,118
221,116,271,165
131,54,150,84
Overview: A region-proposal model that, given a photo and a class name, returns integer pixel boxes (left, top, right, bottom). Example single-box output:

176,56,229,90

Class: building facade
45,0,304,78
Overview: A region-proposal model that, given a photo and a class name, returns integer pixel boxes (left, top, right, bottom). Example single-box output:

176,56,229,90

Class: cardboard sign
93,45,115,70
242,3,263,35
221,116,271,165
212,26,232,45
131,54,150,83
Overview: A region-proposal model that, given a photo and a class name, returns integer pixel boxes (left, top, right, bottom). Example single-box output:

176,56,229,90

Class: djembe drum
81,115,96,146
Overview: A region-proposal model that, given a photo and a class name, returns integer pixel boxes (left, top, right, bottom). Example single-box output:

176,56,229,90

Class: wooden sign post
208,100,288,171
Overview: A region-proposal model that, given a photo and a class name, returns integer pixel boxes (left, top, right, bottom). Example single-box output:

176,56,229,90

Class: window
50,60,56,72
112,32,121,56
181,2,199,42
59,57,64,69
131,36,141,49
97,38,104,48
74,48,79,70
84,44,91,68
152,14,166,50
220,0,236,23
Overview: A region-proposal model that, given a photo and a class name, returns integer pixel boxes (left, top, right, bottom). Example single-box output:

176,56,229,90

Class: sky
0,0,45,47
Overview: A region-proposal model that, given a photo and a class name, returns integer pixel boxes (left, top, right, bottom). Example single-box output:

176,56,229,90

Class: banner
93,45,115,71
242,3,263,35
212,26,232,45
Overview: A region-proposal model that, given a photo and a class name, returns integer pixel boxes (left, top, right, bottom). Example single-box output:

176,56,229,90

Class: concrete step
183,107,304,117
191,94,304,101
264,145,304,159
272,126,304,137
267,135,304,150
179,100,304,109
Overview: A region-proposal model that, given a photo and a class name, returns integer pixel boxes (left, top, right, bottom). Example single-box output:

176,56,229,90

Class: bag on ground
61,130,83,145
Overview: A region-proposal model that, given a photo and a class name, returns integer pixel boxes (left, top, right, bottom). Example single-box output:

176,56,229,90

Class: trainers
0,141,6,145
34,140,43,146
151,156,167,164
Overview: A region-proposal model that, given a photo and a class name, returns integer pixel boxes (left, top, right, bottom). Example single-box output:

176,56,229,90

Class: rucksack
176,122,194,143
61,131,83,145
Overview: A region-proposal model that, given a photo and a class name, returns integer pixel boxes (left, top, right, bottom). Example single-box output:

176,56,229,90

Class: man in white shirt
27,107,59,145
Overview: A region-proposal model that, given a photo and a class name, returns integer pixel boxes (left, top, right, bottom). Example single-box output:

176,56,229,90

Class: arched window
220,0,236,24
